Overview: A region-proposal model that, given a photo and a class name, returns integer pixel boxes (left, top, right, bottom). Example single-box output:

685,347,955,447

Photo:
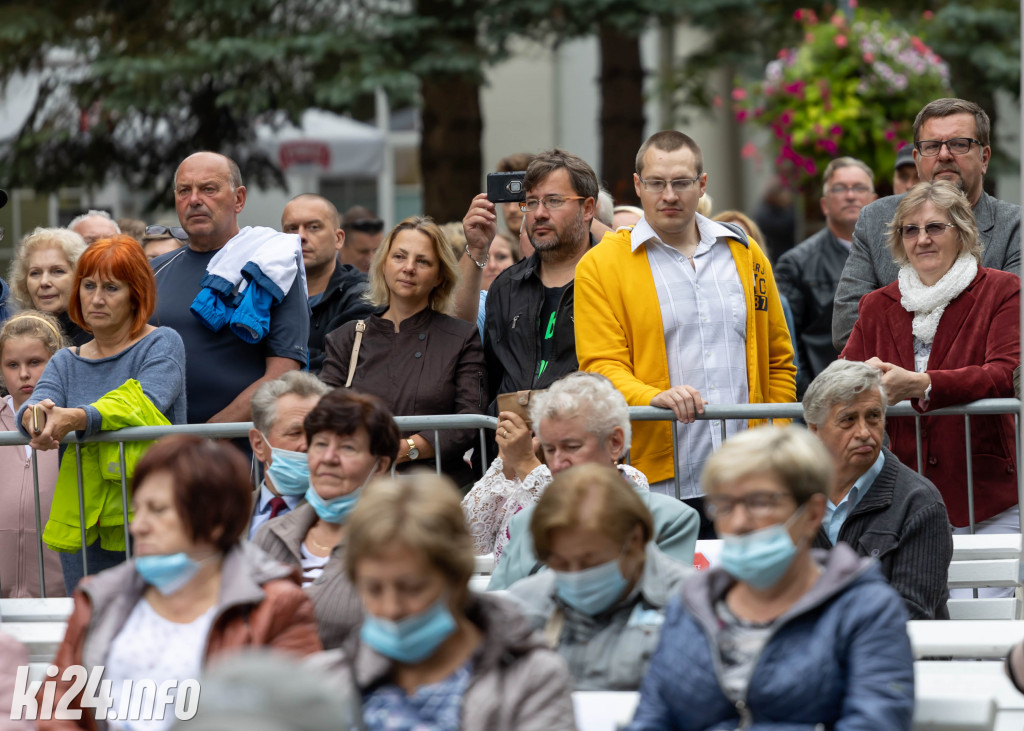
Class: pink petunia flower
835,34,848,48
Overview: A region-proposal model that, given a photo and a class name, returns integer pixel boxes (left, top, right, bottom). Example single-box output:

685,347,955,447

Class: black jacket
308,259,375,373
813,448,953,620
774,226,849,396
482,237,596,412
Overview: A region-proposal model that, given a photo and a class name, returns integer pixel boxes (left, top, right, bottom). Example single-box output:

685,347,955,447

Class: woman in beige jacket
335,473,576,731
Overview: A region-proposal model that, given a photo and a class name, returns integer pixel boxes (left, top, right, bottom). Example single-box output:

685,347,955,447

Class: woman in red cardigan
842,181,1019,545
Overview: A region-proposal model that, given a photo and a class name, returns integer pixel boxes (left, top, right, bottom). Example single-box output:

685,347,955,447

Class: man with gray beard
482,148,599,413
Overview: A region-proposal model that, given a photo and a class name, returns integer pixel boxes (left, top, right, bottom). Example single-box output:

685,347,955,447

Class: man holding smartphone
468,149,599,414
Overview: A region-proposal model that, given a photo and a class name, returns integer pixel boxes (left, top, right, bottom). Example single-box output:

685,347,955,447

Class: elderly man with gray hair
461,371,699,590
68,209,120,245
804,359,953,619
247,371,330,538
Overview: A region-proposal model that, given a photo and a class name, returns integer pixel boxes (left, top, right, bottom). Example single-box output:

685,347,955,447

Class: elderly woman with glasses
628,426,914,731
842,181,1020,548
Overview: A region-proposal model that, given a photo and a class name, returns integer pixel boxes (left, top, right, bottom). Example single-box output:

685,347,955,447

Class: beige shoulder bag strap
344,320,367,388
543,606,565,649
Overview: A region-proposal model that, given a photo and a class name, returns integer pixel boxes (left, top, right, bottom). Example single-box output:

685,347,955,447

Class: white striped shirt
631,214,749,498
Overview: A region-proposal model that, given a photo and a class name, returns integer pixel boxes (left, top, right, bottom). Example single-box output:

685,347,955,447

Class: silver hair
67,210,121,234
528,372,632,456
596,189,615,227
251,371,330,434
802,360,887,427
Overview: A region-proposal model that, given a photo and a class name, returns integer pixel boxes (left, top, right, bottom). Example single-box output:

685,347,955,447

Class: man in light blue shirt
805,360,953,619
247,371,330,539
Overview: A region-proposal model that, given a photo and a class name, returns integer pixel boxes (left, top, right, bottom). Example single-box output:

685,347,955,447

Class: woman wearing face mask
627,426,915,731
505,463,691,690
39,435,322,730
252,388,397,650
334,473,575,731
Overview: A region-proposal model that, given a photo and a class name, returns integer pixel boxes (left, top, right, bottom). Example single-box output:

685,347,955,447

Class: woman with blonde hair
9,227,89,345
335,473,575,731
629,426,914,730
843,181,1019,545
0,311,65,596
321,217,486,485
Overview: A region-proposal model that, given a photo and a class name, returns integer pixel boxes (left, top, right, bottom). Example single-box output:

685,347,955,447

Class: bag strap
344,320,366,388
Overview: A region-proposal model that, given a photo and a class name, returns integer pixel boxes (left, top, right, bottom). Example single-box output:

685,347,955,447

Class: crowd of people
0,94,1020,729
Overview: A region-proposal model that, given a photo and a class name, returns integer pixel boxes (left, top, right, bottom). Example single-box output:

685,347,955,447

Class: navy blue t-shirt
150,246,309,423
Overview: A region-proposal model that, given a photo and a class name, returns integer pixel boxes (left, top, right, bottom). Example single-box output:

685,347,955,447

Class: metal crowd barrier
4,401,1021,598
628,398,1024,533
0,414,497,599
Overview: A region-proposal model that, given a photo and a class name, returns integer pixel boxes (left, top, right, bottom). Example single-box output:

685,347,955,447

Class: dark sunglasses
144,224,188,241
347,218,384,234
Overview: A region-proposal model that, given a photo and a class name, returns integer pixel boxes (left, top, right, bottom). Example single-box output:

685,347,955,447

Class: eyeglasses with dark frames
915,138,983,157
704,491,796,520
144,224,188,241
348,218,384,234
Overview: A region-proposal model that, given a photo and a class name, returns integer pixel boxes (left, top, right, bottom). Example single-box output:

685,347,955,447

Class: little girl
0,312,65,596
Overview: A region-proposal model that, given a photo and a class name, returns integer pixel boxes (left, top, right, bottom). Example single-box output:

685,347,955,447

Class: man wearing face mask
505,464,692,690
247,372,330,539
628,426,914,731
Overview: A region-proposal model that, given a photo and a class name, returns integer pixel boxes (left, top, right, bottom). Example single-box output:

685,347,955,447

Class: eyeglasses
826,184,874,196
704,491,795,520
915,138,983,157
144,225,188,241
348,218,384,234
519,195,586,213
900,222,955,240
637,177,701,194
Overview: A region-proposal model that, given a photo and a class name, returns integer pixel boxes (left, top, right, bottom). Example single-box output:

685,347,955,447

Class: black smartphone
486,171,527,203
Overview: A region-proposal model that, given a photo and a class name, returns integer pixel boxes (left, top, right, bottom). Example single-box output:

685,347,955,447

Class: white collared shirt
634,214,749,499
825,450,886,545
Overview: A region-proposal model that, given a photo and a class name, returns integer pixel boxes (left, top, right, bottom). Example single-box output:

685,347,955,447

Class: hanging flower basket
732,6,952,191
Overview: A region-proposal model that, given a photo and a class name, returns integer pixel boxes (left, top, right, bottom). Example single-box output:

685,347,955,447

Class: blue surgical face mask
360,596,457,664
554,557,630,615
135,552,204,596
304,459,379,524
262,434,310,497
719,506,806,590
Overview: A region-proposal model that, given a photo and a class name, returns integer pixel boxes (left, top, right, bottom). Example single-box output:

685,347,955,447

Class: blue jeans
59,542,129,594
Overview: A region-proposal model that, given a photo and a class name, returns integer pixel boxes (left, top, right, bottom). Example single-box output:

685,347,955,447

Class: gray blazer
832,190,1021,350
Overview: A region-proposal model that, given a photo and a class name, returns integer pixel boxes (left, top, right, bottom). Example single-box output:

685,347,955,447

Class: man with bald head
151,152,309,423
281,194,374,372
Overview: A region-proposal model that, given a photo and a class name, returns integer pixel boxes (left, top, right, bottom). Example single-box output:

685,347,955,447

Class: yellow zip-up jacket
574,226,796,484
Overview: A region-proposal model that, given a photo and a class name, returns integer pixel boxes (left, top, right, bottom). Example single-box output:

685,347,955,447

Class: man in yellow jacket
574,130,795,536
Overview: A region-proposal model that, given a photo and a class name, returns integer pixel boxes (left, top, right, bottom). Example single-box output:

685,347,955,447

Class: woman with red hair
17,235,187,592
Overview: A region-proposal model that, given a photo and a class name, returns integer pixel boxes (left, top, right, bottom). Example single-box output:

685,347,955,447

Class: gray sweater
16,327,187,437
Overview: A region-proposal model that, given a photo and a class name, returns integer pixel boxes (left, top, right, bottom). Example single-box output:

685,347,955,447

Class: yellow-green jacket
44,379,170,552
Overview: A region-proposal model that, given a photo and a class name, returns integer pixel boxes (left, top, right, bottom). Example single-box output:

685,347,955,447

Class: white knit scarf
897,254,977,345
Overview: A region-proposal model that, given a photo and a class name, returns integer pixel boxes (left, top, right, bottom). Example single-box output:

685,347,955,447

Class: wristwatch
406,438,420,461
